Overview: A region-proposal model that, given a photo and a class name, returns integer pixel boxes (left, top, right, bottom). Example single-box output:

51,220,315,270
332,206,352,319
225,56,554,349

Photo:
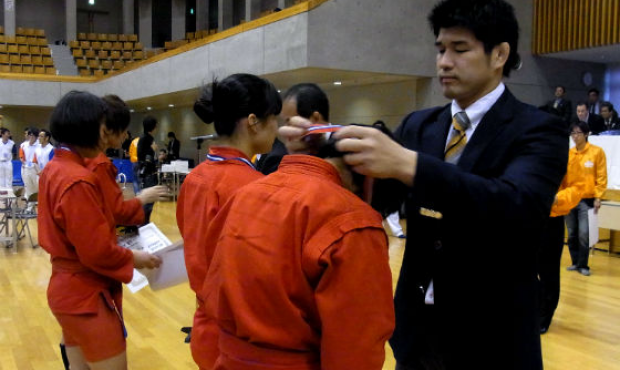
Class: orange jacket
38,148,133,315
128,137,139,163
550,175,585,217
85,152,144,226
566,142,607,199
203,155,394,370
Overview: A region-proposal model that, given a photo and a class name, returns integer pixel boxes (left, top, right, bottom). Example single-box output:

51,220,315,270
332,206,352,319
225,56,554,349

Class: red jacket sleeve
93,160,144,226
55,180,134,283
315,227,395,370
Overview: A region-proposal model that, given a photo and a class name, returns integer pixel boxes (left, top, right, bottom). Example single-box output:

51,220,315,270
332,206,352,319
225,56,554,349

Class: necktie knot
452,111,470,133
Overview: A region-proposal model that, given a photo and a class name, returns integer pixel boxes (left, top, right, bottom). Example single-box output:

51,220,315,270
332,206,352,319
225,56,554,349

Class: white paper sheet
119,223,188,292
588,208,599,248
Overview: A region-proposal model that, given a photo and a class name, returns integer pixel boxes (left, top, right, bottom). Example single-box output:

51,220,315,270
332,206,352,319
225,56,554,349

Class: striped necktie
444,111,471,164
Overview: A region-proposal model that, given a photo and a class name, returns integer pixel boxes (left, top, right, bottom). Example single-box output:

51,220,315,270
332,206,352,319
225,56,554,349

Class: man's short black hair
143,116,157,133
601,101,614,112
556,85,566,93
428,0,521,77
40,129,52,139
576,101,588,109
588,88,600,96
50,91,106,148
27,127,40,137
0,128,9,135
283,83,330,122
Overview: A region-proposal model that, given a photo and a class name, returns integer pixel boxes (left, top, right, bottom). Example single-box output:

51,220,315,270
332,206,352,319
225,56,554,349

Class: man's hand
594,198,602,214
137,185,169,205
333,126,418,186
278,116,313,154
132,250,162,269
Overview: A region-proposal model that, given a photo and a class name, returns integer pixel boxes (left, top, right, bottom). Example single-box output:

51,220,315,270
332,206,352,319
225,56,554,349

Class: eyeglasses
570,132,584,136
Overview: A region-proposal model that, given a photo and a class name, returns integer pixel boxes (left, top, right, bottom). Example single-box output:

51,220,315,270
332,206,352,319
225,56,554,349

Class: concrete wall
329,80,417,128
76,0,123,35
16,0,66,42
307,0,436,77
0,106,54,138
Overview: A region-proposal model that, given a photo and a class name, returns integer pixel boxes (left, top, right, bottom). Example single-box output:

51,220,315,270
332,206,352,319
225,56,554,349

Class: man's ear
310,111,325,124
492,42,510,70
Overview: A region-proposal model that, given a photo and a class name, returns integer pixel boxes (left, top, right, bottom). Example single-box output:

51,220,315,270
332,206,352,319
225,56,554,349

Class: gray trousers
565,199,592,269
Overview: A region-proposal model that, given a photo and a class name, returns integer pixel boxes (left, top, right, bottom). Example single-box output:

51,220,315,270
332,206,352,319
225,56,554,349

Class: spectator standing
565,121,607,276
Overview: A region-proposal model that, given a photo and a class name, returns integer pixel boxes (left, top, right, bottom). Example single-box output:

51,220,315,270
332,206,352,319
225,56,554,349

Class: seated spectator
574,101,605,135
542,85,572,124
599,101,620,131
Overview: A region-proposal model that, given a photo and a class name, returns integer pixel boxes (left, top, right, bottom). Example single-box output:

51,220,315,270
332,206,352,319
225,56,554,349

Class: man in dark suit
599,101,620,131
166,131,180,160
543,85,572,124
328,1,567,369
588,88,601,115
575,101,606,134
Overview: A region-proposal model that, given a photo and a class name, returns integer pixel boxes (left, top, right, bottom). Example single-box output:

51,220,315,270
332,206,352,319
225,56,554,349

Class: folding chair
14,192,38,248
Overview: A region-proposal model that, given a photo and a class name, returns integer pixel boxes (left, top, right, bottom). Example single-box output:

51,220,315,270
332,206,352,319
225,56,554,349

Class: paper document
588,208,599,248
118,223,188,292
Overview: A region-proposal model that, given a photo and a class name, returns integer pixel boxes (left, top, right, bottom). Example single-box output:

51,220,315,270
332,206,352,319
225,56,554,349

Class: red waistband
51,258,92,274
218,331,319,369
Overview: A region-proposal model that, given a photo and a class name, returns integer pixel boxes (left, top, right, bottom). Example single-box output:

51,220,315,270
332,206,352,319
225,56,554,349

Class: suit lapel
457,90,515,172
422,107,452,159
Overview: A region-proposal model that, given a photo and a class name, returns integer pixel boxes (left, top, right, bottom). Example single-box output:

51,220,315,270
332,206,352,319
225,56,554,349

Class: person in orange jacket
38,91,162,370
565,121,607,276
176,73,281,370
200,126,395,370
538,173,585,334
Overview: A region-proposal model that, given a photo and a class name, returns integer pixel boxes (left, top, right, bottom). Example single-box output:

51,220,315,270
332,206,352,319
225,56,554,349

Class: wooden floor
1,200,620,369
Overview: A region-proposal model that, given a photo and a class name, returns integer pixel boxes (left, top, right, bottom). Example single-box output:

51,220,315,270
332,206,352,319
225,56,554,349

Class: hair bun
194,83,217,124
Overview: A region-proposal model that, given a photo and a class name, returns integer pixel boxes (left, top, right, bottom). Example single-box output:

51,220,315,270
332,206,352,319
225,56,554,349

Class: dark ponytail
194,73,282,137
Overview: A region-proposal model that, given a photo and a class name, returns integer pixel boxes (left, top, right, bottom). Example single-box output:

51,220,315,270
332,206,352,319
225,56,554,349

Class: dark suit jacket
572,114,606,135
389,89,568,369
256,138,288,175
601,117,620,131
544,97,572,123
167,139,181,160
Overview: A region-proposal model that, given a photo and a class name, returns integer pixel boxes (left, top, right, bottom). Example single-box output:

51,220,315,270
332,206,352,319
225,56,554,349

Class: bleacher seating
0,27,55,75
71,32,145,76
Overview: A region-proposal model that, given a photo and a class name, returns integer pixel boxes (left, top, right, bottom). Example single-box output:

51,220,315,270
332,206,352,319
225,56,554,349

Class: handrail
0,0,331,83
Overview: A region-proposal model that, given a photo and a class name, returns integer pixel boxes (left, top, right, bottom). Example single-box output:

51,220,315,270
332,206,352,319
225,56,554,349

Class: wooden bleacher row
0,44,51,55
70,40,143,52
76,56,143,75
0,64,56,74
0,26,46,38
72,49,144,61
0,35,49,46
0,53,53,66
77,32,138,43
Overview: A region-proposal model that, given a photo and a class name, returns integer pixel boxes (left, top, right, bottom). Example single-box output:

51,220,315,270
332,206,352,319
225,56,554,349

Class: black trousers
537,216,566,330
394,304,446,370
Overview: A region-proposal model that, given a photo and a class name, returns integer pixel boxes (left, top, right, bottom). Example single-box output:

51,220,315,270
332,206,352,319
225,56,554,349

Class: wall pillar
139,0,152,48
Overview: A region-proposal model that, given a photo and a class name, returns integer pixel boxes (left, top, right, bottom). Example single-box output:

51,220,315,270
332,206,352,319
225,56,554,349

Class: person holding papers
176,73,281,370
38,91,161,370
85,95,168,226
